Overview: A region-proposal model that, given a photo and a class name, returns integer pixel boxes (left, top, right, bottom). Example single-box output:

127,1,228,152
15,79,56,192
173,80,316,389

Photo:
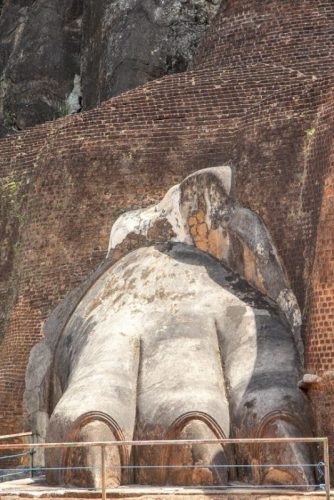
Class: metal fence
0,435,331,499
0,432,34,482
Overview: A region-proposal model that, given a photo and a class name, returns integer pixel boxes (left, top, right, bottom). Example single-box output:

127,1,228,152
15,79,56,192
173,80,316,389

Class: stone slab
0,479,330,499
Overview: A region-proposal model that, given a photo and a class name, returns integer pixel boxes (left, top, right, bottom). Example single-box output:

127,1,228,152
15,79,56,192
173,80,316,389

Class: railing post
29,434,34,479
101,444,106,500
324,438,331,500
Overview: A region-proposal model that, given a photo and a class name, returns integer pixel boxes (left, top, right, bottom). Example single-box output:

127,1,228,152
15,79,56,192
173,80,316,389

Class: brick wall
0,0,333,473
306,96,334,374
197,0,333,79
304,90,334,465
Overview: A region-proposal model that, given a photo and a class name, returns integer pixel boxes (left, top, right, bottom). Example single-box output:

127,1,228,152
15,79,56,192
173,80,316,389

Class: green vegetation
305,127,316,138
3,110,17,128
114,207,127,217
55,200,65,210
17,213,27,226
4,180,19,197
0,177,27,227
13,241,21,256
55,103,70,119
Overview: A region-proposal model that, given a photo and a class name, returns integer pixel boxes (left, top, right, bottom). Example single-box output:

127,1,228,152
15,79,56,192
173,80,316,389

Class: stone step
0,479,329,500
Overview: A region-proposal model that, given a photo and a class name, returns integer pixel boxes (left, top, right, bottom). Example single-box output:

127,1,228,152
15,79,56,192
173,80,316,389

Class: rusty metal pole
324,438,331,500
0,432,32,442
0,436,327,451
101,445,106,500
29,434,34,479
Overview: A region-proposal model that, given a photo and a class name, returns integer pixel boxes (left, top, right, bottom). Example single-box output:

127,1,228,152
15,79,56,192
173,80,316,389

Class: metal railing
0,432,34,482
0,432,32,442
0,436,331,499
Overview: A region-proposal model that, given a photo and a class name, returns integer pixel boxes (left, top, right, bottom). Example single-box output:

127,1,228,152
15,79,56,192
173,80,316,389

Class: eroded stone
24,167,314,488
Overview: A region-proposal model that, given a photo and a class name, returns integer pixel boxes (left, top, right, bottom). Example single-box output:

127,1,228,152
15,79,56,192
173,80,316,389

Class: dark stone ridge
0,0,82,135
0,0,223,137
81,0,223,109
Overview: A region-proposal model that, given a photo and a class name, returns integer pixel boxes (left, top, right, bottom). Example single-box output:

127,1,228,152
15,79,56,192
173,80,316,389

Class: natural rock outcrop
81,0,223,108
25,168,315,488
0,0,223,136
0,0,82,135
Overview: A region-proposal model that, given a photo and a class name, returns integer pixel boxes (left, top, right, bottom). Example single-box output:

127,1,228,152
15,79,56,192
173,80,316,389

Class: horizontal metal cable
0,433,32,442
0,437,326,450
0,451,33,461
0,462,323,471
0,471,27,479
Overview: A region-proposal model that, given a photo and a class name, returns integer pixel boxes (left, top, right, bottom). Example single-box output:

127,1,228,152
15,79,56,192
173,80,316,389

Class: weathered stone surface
40,244,314,487
25,168,315,488
0,0,82,135
0,0,223,135
108,167,302,356
81,0,224,108
298,374,323,390
0,483,327,499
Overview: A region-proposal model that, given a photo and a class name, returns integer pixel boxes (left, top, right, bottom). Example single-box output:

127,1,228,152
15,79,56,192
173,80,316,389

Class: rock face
25,168,315,488
0,0,83,135
0,0,223,136
81,0,223,109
